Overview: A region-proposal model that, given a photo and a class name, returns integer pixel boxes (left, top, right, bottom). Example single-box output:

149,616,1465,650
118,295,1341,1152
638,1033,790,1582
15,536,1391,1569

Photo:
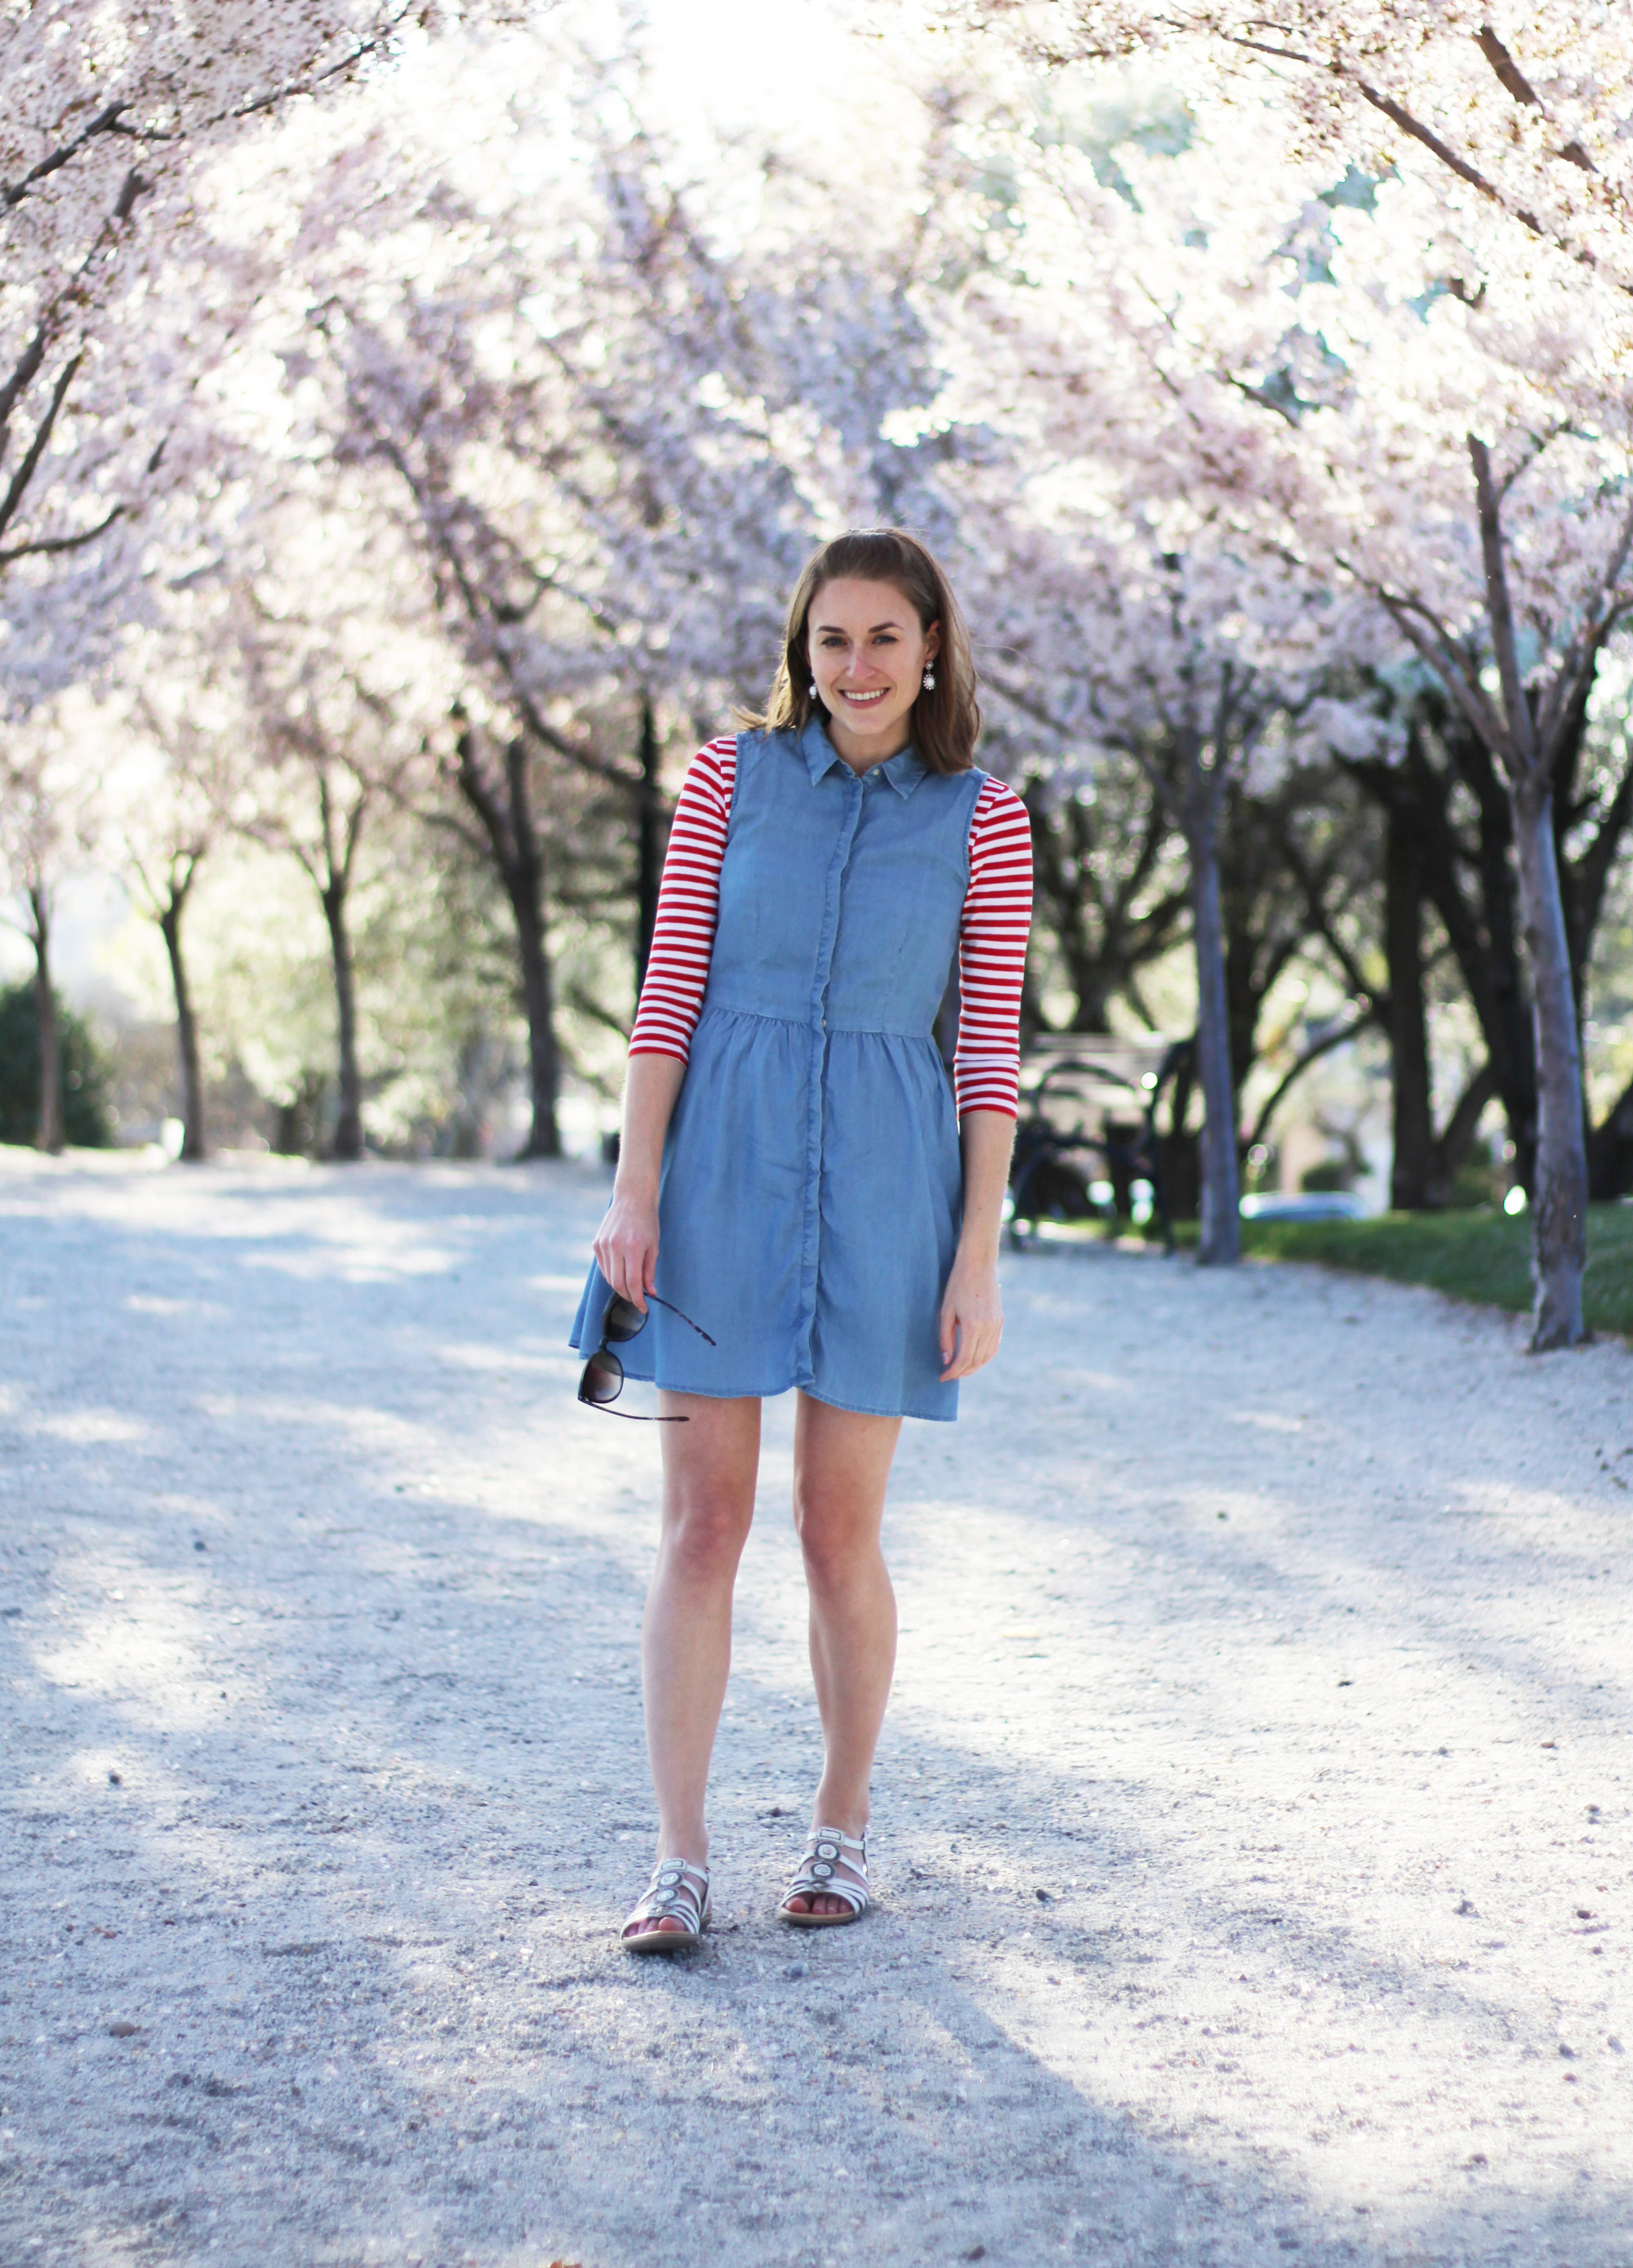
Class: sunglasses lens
581,1351,623,1405
603,1295,647,1343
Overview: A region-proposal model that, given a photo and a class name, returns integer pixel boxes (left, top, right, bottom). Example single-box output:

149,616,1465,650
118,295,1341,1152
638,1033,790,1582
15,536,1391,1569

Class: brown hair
743,527,981,775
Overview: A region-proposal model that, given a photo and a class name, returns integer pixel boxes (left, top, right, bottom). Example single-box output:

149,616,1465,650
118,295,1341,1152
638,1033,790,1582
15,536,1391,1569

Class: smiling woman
748,526,981,777
568,524,1033,1955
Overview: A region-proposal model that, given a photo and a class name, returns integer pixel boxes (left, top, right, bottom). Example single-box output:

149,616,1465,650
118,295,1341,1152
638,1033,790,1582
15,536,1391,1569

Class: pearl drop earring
809,678,818,698
922,667,937,692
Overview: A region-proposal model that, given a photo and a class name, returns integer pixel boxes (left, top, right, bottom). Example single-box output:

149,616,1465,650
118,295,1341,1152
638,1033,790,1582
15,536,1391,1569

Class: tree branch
1246,1005,1377,1151
1,104,131,211
0,351,82,541
1373,587,1507,755
0,498,122,568
1535,490,1633,770
1435,1058,1499,1170
1475,26,1538,108
1468,433,1540,775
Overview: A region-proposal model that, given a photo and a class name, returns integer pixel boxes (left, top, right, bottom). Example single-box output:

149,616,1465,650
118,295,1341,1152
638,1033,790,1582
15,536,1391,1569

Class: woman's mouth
839,688,888,706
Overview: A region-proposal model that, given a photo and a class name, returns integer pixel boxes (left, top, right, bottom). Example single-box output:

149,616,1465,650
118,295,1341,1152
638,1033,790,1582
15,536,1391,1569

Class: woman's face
807,577,940,758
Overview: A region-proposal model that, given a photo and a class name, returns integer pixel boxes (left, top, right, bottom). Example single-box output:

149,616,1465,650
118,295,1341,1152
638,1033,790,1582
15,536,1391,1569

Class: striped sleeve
628,736,738,1066
954,775,1034,1117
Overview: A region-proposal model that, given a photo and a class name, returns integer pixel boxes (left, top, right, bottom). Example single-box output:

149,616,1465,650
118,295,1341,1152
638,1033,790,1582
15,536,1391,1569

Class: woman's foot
779,1826,870,1927
621,1856,710,1952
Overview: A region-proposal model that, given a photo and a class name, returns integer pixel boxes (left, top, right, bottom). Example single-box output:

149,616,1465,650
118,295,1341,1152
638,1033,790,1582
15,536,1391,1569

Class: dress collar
798,712,928,798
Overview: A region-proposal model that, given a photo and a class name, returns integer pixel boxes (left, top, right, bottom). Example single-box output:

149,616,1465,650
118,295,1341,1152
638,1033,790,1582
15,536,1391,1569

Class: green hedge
0,982,111,1148
1228,1205,1633,1338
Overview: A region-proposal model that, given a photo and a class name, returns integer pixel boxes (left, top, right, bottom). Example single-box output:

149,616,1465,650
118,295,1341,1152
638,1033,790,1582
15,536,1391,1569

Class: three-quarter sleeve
954,776,1034,1116
627,736,738,1065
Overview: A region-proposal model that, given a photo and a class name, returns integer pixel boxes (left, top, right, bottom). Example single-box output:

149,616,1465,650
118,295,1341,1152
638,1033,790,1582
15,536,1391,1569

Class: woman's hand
939,1108,1014,1381
595,1056,687,1309
594,1184,661,1309
938,1254,1004,1380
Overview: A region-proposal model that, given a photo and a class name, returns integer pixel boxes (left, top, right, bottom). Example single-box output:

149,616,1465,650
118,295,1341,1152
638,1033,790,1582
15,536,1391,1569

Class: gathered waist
701,997,937,1041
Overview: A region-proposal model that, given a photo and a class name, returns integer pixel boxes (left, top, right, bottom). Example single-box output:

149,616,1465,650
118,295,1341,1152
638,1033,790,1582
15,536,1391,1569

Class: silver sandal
621,1856,711,1953
778,1825,870,1928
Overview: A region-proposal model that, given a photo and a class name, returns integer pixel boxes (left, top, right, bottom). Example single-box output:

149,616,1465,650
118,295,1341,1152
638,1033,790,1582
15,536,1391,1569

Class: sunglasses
577,1291,716,1420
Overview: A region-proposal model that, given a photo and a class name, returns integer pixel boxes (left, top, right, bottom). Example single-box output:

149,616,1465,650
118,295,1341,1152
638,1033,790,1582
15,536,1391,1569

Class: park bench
1006,1034,1193,1256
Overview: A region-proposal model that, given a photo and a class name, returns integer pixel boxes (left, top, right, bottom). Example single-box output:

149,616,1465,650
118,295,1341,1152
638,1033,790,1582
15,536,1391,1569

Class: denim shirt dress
570,715,986,1421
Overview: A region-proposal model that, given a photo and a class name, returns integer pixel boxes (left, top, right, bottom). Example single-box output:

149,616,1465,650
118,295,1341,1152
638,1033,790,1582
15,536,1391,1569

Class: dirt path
1,1155,1629,2268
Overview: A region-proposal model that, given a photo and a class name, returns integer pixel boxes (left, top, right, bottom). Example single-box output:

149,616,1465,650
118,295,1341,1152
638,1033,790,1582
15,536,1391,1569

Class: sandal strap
781,1826,870,1914
625,1855,710,1932
805,1824,867,1856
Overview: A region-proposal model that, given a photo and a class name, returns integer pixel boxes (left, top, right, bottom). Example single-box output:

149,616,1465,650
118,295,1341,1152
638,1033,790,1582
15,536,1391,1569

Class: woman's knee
793,1490,879,1588
661,1494,752,1581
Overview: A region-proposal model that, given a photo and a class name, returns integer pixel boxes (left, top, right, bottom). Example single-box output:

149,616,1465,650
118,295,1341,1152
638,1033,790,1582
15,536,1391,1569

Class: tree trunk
323,881,364,1162
1349,720,1539,1192
29,886,64,1155
635,693,665,1002
509,864,560,1159
503,737,559,1160
1511,776,1588,1347
158,884,207,1163
1449,726,1537,1192
452,724,562,1160
1589,1071,1633,1200
1185,760,1239,1267
1384,802,1437,1210
1466,434,1589,1348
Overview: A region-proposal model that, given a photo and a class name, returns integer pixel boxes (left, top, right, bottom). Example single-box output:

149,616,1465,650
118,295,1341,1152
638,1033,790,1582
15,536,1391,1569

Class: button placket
794,770,865,1383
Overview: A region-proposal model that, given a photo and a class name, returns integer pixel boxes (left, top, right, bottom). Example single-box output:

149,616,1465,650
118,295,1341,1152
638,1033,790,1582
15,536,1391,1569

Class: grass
1215,1203,1633,1338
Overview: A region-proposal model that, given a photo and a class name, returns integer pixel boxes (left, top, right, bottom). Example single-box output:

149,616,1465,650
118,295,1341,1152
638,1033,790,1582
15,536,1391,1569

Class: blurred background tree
0,982,109,1149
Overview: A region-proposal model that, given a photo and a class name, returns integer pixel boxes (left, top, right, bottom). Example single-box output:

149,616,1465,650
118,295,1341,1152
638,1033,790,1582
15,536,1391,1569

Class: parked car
1239,1191,1365,1223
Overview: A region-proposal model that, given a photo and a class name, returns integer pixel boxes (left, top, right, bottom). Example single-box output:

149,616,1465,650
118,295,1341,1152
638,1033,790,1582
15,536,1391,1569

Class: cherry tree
222,493,452,1159
0,7,490,705
954,4,1633,290
969,489,1359,1259
115,685,238,1164
918,33,1633,1342
252,28,955,1152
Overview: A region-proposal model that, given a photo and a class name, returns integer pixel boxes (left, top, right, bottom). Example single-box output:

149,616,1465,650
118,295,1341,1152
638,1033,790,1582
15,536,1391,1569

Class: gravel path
1,1155,1630,2268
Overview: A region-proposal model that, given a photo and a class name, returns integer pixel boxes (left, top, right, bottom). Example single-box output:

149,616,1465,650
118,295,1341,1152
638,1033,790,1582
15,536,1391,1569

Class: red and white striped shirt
630,736,1034,1116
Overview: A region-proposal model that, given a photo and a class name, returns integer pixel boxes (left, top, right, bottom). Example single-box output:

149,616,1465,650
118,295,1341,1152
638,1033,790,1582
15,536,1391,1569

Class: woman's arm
594,1054,687,1308
939,1109,1015,1379
940,777,1033,1381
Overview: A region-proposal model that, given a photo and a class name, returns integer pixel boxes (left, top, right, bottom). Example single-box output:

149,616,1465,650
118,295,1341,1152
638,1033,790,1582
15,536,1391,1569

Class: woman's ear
923,620,942,665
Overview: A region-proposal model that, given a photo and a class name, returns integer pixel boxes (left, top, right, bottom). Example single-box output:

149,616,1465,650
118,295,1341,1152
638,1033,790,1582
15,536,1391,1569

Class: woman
570,527,1033,1951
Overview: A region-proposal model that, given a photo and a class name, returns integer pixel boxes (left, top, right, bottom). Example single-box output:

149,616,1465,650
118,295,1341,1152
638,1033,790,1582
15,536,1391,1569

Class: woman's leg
631,1391,761,1935
785,1392,902,1917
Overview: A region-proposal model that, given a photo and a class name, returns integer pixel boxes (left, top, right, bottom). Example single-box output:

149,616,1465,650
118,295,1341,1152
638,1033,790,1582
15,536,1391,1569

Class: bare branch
0,318,51,451
225,5,425,127
0,351,82,541
1246,1005,1377,1150
1475,27,1538,109
1,103,131,211
0,499,123,568
1372,586,1508,755
412,800,490,862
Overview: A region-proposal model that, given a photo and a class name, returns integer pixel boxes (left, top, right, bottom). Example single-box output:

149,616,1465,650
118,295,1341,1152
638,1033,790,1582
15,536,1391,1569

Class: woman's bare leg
628,1391,761,1937
785,1392,902,1917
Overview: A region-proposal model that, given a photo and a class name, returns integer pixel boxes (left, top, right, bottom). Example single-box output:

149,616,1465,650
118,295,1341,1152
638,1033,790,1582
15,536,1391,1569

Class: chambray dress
570,716,987,1421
